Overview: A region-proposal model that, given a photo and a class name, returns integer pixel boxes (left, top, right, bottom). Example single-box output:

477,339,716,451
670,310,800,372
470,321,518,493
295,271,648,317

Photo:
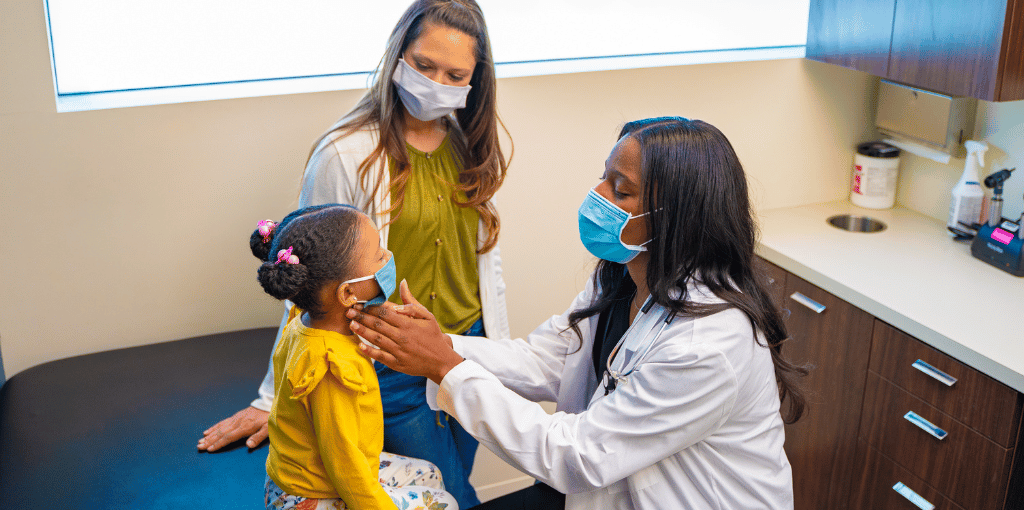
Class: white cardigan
252,125,511,410
428,279,793,510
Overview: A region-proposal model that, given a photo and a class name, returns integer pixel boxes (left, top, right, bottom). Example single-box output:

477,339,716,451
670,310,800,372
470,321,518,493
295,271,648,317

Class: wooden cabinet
869,323,1021,448
758,257,1024,509
806,0,1024,101
779,272,875,510
860,370,1014,509
850,439,965,510
859,322,1023,509
806,0,895,77
758,257,790,309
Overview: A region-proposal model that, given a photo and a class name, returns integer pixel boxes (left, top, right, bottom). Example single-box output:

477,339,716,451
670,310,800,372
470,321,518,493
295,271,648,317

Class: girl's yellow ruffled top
265,308,394,510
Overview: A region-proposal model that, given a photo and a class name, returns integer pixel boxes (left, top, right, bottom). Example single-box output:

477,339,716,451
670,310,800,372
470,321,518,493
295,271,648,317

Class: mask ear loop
341,250,395,305
343,274,375,284
618,208,662,251
339,249,393,285
340,274,376,305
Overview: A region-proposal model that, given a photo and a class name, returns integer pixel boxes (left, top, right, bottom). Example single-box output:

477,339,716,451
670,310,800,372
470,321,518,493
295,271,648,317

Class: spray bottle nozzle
983,168,1015,189
964,140,989,167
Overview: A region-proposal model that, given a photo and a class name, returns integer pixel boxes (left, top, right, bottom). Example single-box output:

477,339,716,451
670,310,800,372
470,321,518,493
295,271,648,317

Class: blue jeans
376,317,485,509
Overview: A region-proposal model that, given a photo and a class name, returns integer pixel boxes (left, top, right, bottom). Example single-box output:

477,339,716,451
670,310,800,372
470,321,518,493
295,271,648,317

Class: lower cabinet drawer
869,321,1021,447
850,439,964,510
860,373,1013,510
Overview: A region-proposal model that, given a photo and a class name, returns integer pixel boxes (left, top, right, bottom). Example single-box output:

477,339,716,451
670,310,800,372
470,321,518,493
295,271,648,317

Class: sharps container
850,141,901,209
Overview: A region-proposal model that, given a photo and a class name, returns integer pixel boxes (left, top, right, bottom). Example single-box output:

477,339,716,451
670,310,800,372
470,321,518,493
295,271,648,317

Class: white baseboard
475,475,536,503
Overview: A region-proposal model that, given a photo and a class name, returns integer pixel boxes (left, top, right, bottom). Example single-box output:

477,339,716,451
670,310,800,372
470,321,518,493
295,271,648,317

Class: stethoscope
602,296,677,395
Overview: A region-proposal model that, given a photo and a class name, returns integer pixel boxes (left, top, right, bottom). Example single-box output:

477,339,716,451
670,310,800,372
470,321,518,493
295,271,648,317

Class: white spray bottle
947,140,988,236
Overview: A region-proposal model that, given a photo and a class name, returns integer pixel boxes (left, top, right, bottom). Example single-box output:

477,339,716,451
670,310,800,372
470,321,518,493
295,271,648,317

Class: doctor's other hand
197,406,269,452
349,280,461,385
390,279,433,320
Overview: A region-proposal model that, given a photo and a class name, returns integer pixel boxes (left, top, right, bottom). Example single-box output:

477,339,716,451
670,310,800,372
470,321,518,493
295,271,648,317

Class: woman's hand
349,280,462,384
197,406,269,451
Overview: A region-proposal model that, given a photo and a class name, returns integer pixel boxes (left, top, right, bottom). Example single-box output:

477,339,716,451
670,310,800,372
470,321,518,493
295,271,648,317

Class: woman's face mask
578,188,653,264
392,58,472,121
341,252,397,307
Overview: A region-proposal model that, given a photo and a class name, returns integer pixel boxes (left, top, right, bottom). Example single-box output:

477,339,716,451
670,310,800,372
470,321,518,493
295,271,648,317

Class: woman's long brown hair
307,0,512,253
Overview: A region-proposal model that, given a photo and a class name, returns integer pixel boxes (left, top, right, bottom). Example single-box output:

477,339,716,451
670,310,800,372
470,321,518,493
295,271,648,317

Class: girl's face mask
392,58,472,121
578,188,653,264
341,251,397,307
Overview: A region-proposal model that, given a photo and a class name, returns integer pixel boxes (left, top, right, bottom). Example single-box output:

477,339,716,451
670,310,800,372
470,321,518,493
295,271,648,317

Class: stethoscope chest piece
603,371,628,395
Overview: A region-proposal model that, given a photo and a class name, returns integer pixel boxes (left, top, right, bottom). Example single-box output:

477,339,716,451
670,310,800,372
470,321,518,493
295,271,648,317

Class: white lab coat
428,278,793,509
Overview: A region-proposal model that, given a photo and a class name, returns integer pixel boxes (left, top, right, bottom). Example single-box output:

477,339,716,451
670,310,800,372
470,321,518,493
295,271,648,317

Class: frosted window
45,0,809,110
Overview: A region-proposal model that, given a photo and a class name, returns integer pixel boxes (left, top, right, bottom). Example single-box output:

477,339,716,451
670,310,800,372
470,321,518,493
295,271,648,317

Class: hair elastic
257,220,277,243
276,246,299,265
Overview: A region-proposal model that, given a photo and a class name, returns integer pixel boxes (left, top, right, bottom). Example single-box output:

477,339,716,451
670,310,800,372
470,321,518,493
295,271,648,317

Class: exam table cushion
0,327,276,510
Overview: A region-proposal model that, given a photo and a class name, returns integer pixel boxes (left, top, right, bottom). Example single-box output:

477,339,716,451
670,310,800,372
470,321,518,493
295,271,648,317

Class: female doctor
348,116,807,509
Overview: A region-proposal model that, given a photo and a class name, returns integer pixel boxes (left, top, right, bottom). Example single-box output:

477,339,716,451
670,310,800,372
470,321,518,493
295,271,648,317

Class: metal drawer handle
904,411,947,440
912,359,957,387
789,292,826,313
893,482,935,510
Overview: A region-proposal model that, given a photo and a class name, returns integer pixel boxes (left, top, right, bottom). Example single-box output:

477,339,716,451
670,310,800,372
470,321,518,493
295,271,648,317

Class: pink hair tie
257,220,277,243
276,246,299,265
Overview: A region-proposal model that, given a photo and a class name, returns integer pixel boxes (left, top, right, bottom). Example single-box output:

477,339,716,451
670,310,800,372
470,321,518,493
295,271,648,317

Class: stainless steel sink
827,214,887,233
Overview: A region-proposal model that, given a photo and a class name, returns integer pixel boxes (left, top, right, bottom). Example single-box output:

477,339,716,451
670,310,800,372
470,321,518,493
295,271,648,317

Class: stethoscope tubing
603,296,677,394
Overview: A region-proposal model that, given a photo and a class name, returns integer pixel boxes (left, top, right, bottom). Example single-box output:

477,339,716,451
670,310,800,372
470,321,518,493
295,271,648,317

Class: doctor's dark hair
568,117,807,424
307,0,511,254
252,204,364,319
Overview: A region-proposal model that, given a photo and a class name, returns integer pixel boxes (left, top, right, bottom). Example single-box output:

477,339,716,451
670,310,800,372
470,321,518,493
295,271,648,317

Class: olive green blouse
388,136,481,334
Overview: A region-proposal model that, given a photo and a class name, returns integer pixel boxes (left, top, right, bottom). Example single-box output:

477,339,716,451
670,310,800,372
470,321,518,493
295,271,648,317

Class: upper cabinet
806,0,1024,102
806,0,896,78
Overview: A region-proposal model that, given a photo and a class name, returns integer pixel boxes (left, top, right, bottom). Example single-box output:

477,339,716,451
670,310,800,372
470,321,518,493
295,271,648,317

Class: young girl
252,204,457,510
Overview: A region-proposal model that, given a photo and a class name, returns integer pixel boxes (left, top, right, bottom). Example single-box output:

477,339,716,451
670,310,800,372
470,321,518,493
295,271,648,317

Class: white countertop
756,200,1024,393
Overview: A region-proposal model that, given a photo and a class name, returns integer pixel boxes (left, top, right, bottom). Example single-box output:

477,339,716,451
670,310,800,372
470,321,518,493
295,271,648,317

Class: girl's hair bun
257,261,310,300
250,230,273,261
250,220,279,261
250,204,362,317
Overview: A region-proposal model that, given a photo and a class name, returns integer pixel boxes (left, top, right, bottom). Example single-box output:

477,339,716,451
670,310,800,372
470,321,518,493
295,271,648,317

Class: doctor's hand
349,280,462,385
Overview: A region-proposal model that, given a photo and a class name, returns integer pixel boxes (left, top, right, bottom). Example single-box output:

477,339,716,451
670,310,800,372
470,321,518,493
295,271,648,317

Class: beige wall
1,0,879,497
896,101,1024,223
493,58,880,335
0,0,879,379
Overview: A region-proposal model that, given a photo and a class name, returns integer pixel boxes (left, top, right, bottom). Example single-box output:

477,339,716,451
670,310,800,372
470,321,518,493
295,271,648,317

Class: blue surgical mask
578,188,653,264
342,252,397,307
392,58,472,121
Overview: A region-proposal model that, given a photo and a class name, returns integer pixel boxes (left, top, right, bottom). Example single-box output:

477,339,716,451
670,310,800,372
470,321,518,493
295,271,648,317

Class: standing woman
198,1,511,507
349,117,807,509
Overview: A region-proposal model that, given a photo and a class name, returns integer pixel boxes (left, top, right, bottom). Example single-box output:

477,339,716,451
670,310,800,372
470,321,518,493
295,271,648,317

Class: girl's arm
308,376,396,510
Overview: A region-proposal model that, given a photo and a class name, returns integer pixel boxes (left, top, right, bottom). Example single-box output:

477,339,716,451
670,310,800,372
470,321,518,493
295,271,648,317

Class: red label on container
991,228,1014,245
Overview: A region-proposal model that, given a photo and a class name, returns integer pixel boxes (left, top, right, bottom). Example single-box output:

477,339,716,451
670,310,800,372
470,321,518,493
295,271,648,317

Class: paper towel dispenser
876,80,977,159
